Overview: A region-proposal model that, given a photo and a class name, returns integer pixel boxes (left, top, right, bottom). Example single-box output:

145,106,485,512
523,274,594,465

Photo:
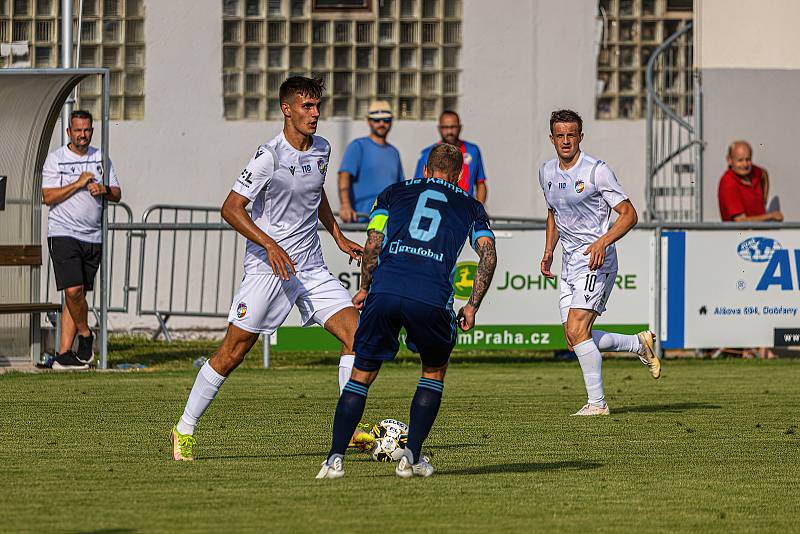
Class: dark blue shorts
354,292,457,369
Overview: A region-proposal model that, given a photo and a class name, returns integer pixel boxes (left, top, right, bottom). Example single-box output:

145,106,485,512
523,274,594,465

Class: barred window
0,0,146,120
222,0,462,121
596,0,692,120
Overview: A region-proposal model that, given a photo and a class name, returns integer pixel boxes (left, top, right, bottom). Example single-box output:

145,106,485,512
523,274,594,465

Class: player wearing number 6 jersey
539,109,661,417
317,143,498,479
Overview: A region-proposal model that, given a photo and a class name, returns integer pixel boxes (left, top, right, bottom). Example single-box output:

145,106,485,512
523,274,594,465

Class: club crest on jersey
575,180,585,193
236,302,247,319
463,153,473,165
317,158,327,177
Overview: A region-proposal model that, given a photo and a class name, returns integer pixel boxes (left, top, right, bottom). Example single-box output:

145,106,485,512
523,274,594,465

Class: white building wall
47,0,648,331
88,0,646,222
696,0,800,70
696,0,800,221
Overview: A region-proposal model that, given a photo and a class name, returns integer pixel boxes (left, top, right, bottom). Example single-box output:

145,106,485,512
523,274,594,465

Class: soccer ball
369,419,409,462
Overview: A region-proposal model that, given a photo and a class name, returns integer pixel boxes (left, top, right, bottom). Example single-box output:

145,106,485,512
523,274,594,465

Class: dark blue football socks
327,379,370,462
406,377,444,463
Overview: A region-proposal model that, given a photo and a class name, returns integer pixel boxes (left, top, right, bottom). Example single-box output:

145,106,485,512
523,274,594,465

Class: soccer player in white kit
539,110,661,416
170,77,364,459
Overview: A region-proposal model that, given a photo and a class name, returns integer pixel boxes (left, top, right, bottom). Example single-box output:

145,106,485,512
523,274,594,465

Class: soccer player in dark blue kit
317,143,498,479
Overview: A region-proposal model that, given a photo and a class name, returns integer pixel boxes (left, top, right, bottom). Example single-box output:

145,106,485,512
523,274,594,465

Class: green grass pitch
1,355,799,532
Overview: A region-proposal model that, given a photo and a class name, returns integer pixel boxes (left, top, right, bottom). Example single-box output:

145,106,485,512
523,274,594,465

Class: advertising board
270,228,652,351
665,230,800,348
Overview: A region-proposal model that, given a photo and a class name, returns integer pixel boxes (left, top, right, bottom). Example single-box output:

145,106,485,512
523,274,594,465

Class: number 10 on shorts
584,273,597,292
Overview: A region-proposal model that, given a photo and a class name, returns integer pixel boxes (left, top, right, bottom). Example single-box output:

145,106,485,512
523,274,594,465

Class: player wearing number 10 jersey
317,143,498,479
539,110,661,417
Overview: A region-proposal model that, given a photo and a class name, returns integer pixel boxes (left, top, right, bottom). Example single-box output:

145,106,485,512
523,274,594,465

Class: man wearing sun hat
337,100,405,222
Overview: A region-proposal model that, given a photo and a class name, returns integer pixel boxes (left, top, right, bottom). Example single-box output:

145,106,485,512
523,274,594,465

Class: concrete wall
697,0,800,70
45,0,648,331
67,0,647,221
697,0,800,221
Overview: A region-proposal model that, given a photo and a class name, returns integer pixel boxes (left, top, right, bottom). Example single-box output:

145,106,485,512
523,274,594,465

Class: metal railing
41,199,800,370
43,202,139,317
645,22,703,222
135,205,245,341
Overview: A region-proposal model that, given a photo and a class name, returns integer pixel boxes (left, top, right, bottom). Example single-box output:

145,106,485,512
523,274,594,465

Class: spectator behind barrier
41,109,122,370
718,140,783,222
717,140,778,359
337,100,405,223
414,110,488,204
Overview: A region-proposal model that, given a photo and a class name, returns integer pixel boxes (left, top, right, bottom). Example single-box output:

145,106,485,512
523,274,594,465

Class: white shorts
559,269,616,323
227,266,353,335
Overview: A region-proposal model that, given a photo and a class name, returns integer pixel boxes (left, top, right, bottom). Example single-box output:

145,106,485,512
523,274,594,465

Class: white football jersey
538,152,628,275
41,145,120,243
231,132,331,274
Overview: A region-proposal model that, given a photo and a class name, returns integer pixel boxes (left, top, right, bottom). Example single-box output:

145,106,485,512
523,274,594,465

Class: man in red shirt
717,140,780,360
718,140,783,222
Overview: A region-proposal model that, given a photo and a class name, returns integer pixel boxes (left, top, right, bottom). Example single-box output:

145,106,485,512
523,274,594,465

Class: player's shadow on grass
202,444,485,461
440,460,602,476
612,402,721,414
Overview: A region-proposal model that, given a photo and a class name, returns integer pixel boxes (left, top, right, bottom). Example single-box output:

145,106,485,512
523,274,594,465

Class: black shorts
353,292,457,369
48,236,102,291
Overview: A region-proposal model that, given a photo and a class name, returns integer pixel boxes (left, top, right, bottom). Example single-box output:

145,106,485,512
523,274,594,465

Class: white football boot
571,403,610,416
395,450,434,478
636,330,661,379
316,456,345,479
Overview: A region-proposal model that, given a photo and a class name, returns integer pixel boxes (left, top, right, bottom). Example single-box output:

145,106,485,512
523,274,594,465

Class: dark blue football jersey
366,177,495,308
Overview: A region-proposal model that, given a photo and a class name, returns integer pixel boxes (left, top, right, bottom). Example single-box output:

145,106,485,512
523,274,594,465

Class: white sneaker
315,456,344,479
571,403,610,416
395,451,434,478
636,331,661,379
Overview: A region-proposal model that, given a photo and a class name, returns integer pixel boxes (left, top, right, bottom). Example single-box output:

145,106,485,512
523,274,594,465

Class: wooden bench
0,303,61,314
0,245,61,361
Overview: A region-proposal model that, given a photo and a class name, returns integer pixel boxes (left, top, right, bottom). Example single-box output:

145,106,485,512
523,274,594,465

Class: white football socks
573,338,606,407
592,330,641,354
176,361,226,435
338,354,355,394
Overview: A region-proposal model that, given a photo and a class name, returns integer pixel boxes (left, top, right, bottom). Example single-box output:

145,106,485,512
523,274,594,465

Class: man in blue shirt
317,143,498,480
338,101,405,222
414,110,488,204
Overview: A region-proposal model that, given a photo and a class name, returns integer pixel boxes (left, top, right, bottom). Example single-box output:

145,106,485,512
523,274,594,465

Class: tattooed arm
352,229,384,309
457,236,497,331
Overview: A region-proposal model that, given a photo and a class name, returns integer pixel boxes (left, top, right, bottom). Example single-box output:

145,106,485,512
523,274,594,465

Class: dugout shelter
0,68,110,368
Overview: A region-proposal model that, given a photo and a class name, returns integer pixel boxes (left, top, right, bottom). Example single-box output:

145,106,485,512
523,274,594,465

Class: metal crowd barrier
131,206,379,342
40,200,800,369
42,201,140,341
43,202,137,316
135,205,244,342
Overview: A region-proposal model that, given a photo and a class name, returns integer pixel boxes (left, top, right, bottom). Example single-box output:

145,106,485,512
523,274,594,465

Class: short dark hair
69,109,93,127
549,109,582,134
279,76,325,103
439,110,460,123
426,143,463,179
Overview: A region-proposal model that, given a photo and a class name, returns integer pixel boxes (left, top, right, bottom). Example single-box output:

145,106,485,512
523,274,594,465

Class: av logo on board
737,236,800,291
737,237,781,262
453,262,476,300
736,236,800,291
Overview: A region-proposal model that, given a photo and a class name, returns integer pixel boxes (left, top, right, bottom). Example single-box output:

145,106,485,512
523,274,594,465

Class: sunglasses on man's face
370,118,392,124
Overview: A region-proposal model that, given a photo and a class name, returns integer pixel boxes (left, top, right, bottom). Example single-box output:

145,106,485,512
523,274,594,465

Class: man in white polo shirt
42,110,121,371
